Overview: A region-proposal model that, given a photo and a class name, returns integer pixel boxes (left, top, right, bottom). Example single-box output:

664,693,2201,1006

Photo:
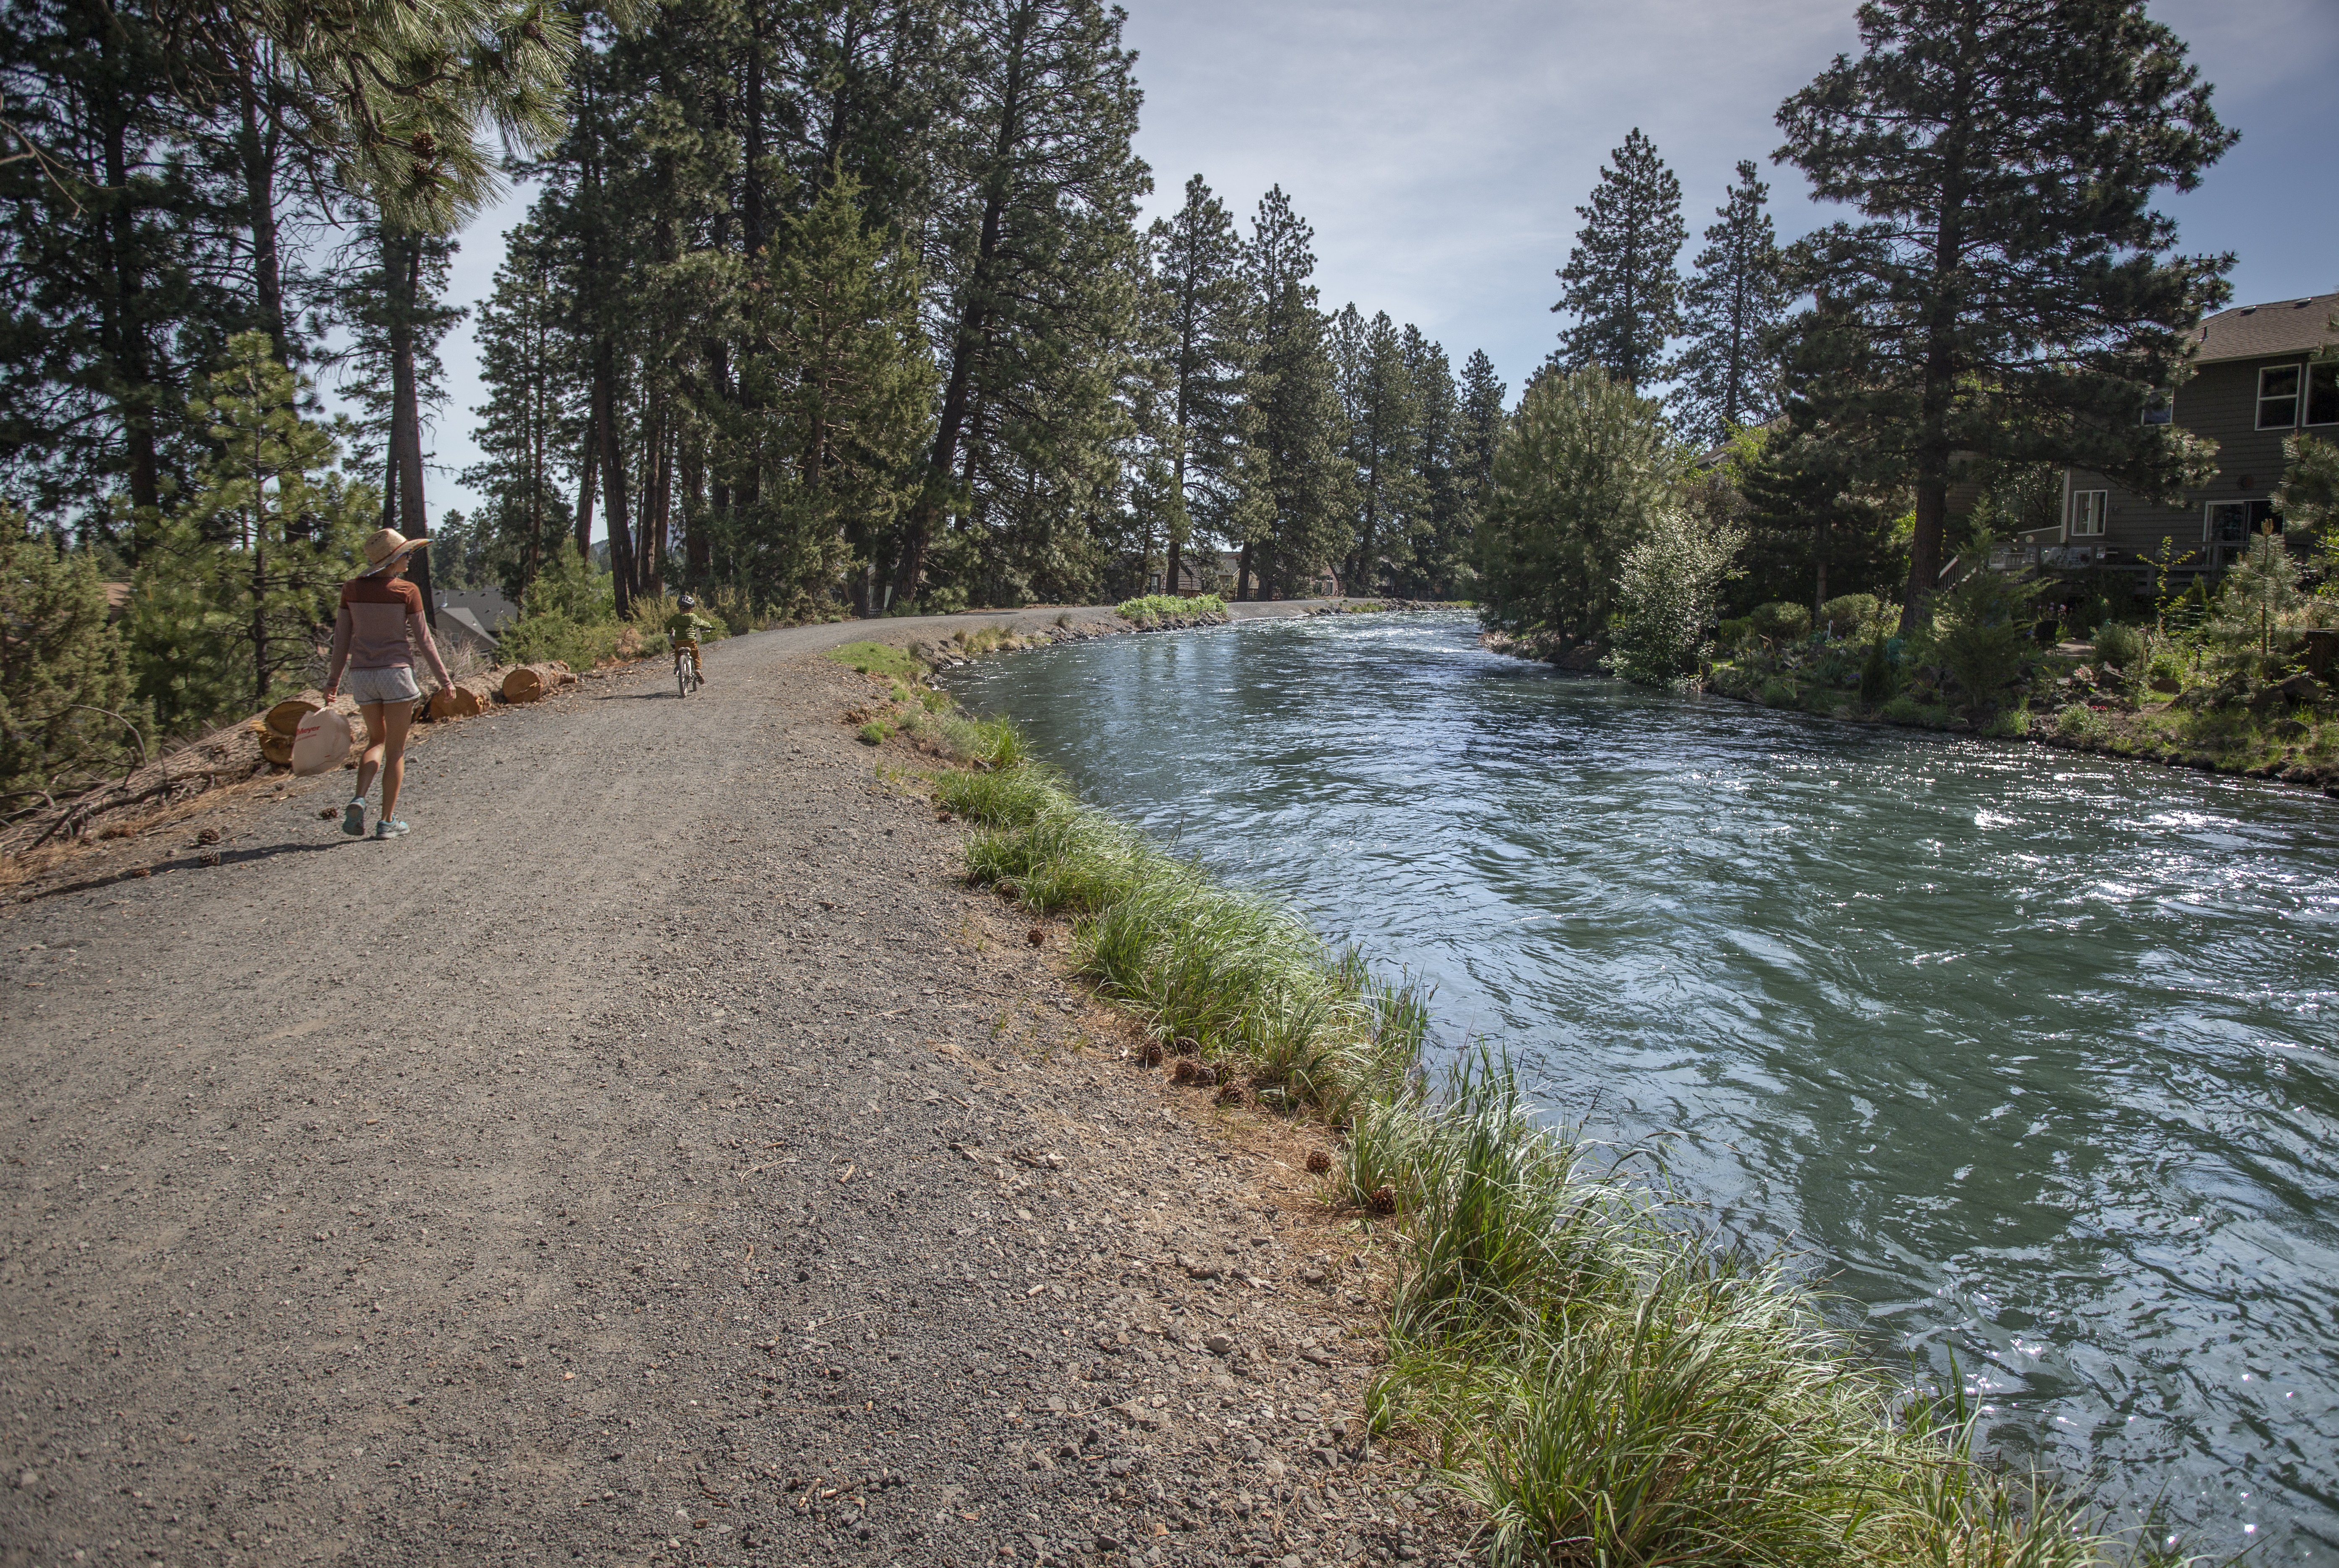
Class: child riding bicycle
667,594,718,686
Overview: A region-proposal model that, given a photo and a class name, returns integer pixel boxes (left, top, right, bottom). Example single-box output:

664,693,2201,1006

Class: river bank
908,673,2120,1568
1485,627,2339,799
947,608,2339,1565
0,617,1477,1568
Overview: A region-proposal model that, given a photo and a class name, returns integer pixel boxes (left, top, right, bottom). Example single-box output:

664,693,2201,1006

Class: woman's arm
408,607,455,691
323,601,354,698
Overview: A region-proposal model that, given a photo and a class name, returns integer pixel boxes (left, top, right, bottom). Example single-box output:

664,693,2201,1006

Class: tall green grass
934,754,1419,1117
1368,1056,2113,1568
1115,592,1227,622
931,730,2122,1568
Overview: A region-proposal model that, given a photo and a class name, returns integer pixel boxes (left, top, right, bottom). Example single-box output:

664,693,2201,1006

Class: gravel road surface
0,606,1473,1568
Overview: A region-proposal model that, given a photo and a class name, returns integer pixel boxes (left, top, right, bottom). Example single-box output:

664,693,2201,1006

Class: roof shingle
2192,291,2339,364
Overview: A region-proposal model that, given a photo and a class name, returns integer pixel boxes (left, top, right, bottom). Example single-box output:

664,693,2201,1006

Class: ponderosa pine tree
1147,174,1255,598
134,0,578,233
746,171,936,619
2273,431,2339,535
130,332,371,729
1334,307,1426,597
326,211,462,622
1402,326,1466,598
0,0,236,539
893,0,1147,609
1477,365,1678,643
1672,160,1787,447
1735,422,1903,616
462,218,578,602
1240,186,1349,599
1776,0,2236,632
1552,128,1686,393
1430,348,1505,599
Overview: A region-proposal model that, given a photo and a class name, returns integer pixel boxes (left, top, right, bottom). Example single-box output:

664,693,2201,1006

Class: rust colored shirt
327,574,452,689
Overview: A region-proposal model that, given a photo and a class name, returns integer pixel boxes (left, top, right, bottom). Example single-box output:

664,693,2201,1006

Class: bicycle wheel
677,658,690,698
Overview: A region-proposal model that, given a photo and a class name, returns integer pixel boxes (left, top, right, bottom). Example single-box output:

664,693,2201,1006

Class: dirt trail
0,606,1469,1568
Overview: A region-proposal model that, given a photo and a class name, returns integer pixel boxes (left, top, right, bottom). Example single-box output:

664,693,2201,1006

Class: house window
2205,500,2251,545
2308,362,2339,427
2069,490,2107,537
2206,498,2284,549
2258,365,2301,429
2141,388,2173,425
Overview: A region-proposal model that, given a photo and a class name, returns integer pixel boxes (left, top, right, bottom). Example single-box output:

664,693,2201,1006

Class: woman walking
323,529,454,840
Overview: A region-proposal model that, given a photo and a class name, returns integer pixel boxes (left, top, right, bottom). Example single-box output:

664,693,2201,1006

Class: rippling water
948,609,2339,1561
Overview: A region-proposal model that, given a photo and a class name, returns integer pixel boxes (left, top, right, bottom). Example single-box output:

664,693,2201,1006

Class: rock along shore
0,607,1473,1568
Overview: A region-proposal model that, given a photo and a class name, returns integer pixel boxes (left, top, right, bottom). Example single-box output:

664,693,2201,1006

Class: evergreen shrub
1115,593,1225,622
1880,694,1948,727
1817,593,1887,641
2055,704,2110,745
1746,601,1811,643
1858,637,1894,704
2094,621,2145,674
1929,568,2043,712
0,517,150,800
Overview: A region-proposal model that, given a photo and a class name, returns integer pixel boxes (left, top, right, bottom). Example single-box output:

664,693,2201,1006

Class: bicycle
674,641,702,698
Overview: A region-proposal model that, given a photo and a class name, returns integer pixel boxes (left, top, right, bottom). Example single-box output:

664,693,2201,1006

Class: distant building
2046,290,2338,583
433,607,500,659
436,588,517,632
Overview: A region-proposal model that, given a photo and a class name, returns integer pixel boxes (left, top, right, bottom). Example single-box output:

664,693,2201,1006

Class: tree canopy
1775,0,2235,628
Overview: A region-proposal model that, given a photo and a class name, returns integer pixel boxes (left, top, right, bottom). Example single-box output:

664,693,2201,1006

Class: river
945,608,2339,1563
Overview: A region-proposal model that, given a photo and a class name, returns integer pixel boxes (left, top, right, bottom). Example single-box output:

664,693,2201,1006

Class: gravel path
0,606,1474,1568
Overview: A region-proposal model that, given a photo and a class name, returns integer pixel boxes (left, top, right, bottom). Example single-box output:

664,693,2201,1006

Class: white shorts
344,665,421,706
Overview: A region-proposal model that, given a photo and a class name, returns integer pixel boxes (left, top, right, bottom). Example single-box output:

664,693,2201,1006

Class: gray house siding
2047,291,2338,589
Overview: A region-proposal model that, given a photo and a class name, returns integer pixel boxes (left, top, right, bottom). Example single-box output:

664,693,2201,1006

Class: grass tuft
827,640,926,679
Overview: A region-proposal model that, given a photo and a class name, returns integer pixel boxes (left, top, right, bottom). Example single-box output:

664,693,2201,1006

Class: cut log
501,661,576,706
265,695,325,737
429,671,503,722
260,731,297,767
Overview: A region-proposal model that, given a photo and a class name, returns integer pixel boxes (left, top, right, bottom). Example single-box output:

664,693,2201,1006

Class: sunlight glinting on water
950,610,2339,1563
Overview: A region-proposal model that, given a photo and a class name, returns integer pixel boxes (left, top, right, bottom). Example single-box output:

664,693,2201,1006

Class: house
2043,290,2338,584
431,588,515,662
435,587,517,633
433,607,500,660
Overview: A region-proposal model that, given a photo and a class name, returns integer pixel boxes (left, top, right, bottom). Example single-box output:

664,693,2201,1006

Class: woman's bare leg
354,703,390,801
374,701,414,821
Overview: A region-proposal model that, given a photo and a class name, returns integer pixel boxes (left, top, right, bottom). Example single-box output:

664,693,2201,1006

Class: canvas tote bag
290,706,353,776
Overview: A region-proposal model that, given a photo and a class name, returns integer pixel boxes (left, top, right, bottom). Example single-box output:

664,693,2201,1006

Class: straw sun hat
362,528,428,574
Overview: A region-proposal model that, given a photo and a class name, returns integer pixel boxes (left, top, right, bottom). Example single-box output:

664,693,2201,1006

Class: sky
400,0,2339,525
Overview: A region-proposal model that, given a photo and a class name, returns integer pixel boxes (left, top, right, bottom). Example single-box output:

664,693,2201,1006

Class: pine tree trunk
237,67,291,365
1814,512,1830,621
743,14,767,258
1236,543,1252,601
575,418,598,562
252,540,268,708
98,33,160,535
681,436,708,583
1900,180,1965,635
594,339,636,618
898,5,1029,608
384,231,435,626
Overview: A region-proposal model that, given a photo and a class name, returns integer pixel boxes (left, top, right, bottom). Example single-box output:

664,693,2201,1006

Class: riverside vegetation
1700,533,2339,792
895,665,2135,1568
